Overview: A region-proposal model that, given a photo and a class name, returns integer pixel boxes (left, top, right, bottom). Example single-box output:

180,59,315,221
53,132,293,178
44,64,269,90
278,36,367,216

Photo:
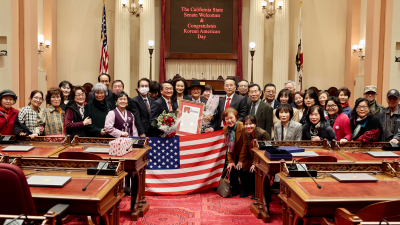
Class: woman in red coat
325,97,352,144
0,90,19,135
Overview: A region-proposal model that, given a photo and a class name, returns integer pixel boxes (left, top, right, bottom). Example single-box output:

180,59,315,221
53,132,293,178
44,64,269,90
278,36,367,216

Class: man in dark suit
183,79,207,104
127,78,154,137
248,84,273,136
212,78,248,131
105,80,124,110
149,81,178,137
87,73,113,103
238,79,250,103
263,83,280,110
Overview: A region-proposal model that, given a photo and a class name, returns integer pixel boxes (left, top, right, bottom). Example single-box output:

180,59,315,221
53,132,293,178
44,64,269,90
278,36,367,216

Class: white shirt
162,96,172,111
221,93,235,127
141,95,150,107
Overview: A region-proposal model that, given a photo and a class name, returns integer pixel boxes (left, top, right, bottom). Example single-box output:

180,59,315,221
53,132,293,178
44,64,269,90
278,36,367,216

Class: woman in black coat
302,105,336,141
84,83,112,138
350,98,382,142
65,86,92,138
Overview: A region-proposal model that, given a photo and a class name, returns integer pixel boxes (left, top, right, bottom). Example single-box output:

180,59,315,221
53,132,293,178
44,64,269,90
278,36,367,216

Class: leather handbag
217,169,232,198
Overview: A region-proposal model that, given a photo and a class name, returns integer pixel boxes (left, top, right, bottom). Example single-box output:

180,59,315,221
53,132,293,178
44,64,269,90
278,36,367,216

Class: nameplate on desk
291,151,319,157
366,151,399,158
4,219,24,225
2,146,34,152
27,175,72,187
83,148,109,154
331,173,378,182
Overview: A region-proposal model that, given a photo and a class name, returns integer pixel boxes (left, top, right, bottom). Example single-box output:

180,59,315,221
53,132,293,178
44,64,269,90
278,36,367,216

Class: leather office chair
298,155,337,162
0,164,69,225
58,151,103,160
335,200,400,225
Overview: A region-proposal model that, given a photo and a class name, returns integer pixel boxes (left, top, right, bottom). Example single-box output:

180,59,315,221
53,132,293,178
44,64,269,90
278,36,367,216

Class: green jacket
369,100,384,116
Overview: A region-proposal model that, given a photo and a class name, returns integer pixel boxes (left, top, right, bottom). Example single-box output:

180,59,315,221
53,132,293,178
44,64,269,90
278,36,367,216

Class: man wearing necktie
247,84,273,136
149,81,178,137
127,78,154,137
211,78,248,131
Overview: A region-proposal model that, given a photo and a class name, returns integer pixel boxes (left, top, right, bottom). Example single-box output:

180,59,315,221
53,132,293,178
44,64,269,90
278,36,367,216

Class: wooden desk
250,140,398,223
51,136,150,221
6,157,127,225
277,161,400,225
0,136,69,157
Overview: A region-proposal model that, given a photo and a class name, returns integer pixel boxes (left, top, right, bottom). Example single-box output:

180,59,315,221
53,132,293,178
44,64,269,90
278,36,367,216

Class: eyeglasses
239,85,248,88
249,91,259,95
326,105,337,109
356,106,369,110
33,97,43,101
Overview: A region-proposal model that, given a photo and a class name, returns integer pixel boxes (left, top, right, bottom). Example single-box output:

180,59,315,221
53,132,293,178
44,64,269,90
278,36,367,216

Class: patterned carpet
68,190,283,225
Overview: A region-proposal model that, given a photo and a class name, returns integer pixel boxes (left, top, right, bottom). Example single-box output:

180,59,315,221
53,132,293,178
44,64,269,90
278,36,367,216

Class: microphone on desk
293,159,321,189
82,158,111,191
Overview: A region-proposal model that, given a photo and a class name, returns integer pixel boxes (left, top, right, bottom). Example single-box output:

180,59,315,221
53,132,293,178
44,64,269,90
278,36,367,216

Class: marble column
272,0,289,90
115,0,131,95
139,0,156,81
247,0,264,86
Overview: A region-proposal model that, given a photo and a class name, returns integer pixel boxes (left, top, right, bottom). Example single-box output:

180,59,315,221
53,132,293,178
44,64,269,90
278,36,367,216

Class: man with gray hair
284,80,296,95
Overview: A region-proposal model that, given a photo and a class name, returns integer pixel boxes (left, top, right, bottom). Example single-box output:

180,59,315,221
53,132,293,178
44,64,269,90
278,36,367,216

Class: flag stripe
146,163,224,179
146,169,223,187
180,154,226,169
180,147,224,159
180,142,225,156
146,158,225,175
181,151,225,164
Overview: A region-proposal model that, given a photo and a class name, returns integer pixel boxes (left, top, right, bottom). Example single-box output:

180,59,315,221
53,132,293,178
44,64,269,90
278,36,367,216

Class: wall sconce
249,42,256,84
148,40,154,80
262,0,283,19
395,56,400,62
352,40,365,60
0,50,7,56
38,34,50,54
122,0,143,17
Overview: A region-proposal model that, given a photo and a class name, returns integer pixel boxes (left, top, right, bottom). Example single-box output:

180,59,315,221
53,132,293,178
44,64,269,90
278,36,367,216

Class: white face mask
139,87,149,95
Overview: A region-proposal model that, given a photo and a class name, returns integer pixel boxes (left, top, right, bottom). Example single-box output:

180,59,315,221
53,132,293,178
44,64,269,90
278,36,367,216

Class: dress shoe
231,188,241,196
239,190,250,198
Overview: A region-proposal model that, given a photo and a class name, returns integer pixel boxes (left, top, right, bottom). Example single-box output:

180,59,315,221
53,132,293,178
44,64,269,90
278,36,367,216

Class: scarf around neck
328,114,338,127
310,121,321,137
225,122,238,153
0,106,11,120
341,102,350,109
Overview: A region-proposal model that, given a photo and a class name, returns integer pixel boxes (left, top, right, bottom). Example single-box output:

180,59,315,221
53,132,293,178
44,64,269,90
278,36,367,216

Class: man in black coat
105,80,125,110
127,78,154,137
149,81,178,137
87,73,113,103
248,84,273,136
212,78,248,131
183,79,207,104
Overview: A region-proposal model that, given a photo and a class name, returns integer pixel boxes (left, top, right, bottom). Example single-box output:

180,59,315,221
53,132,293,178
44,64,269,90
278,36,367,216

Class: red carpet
67,190,282,225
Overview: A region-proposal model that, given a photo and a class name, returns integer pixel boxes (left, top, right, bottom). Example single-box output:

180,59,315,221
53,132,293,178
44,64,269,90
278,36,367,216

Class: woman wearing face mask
325,97,351,144
338,87,353,118
271,89,300,138
318,91,329,116
239,115,271,199
171,77,189,103
105,92,138,138
59,81,73,111
350,98,382,142
14,90,45,138
273,104,302,141
300,90,320,125
65,86,92,138
302,105,336,141
293,91,305,119
223,108,250,198
0,89,19,135
40,87,65,135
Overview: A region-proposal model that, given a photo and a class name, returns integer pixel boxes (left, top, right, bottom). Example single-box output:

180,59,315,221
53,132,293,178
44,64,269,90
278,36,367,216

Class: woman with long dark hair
302,105,336,141
59,81,73,111
350,98,383,142
171,77,189,103
299,90,320,125
325,97,351,144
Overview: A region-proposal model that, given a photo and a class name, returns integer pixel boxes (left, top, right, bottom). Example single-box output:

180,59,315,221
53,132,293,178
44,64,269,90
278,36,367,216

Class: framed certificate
177,100,205,136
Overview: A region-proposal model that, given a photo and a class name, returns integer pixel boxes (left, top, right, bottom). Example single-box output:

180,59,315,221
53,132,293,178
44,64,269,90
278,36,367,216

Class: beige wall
57,0,115,87
0,0,13,91
289,0,347,91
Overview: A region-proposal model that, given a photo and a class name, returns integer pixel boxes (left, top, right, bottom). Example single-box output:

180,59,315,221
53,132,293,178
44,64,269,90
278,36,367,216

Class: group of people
1,73,400,198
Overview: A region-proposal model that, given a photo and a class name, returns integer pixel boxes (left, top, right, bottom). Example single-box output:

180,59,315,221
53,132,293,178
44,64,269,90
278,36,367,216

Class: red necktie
144,99,150,114
223,97,231,126
168,100,172,112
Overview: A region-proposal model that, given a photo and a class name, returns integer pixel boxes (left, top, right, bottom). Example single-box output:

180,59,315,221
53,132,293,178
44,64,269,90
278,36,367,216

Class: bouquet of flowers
201,95,219,132
157,110,180,138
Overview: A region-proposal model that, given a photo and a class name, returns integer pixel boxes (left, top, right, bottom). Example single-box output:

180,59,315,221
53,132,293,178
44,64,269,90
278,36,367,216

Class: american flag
99,1,109,74
146,130,226,195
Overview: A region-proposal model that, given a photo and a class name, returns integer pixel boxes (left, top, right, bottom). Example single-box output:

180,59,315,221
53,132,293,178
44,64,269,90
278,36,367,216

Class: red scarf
341,102,350,108
0,106,11,120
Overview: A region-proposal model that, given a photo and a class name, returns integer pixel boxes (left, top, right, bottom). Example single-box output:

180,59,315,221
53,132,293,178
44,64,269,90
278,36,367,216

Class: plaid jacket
39,105,64,135
18,106,43,135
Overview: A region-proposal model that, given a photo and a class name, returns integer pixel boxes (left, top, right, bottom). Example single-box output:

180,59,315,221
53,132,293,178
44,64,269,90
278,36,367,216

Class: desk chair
0,164,69,225
335,200,400,225
58,152,103,160
298,155,337,162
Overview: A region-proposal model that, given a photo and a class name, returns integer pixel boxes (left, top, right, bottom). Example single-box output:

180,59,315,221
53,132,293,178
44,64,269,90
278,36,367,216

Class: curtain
235,0,243,79
159,0,166,83
166,59,237,80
